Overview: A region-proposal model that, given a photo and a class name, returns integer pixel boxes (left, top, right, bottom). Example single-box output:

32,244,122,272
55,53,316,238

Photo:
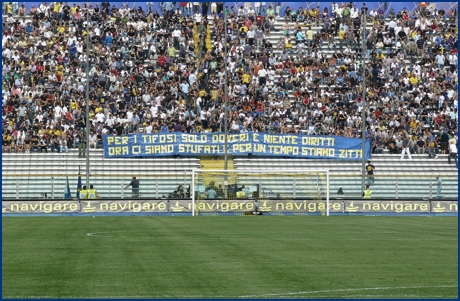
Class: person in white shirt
387,18,397,37
196,96,202,114
335,6,343,18
448,52,458,72
188,73,197,86
172,27,182,49
448,140,458,167
350,7,359,19
369,9,378,19
258,65,267,85
194,12,202,24
43,28,54,39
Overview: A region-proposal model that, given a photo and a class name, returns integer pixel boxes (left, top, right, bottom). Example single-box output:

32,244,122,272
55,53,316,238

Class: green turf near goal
191,169,330,216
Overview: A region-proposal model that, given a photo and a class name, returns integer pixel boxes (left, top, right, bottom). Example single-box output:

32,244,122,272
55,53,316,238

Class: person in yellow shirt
56,64,64,73
7,2,13,15
58,25,66,35
439,45,445,54
70,100,78,111
362,185,372,198
87,185,99,199
95,105,103,113
79,185,88,199
242,72,251,84
239,25,248,33
236,188,246,198
210,87,218,101
2,133,12,153
71,4,78,17
409,74,418,87
38,128,45,137
409,118,417,133
338,28,345,51
310,9,317,17
53,2,61,20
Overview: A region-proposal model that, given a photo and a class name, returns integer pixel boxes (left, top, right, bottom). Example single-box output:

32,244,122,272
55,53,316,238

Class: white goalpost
191,169,330,216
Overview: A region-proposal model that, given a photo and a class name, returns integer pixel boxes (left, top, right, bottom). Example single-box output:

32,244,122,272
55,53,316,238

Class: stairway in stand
200,156,234,170
193,23,199,57
205,23,212,52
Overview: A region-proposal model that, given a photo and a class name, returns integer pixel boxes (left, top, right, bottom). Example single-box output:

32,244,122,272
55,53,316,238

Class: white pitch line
238,285,459,298
326,295,458,298
17,285,455,299
5,292,459,299
85,231,457,241
86,232,113,238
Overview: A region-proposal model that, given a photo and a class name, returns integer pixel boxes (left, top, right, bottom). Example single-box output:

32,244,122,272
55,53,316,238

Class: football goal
191,169,330,216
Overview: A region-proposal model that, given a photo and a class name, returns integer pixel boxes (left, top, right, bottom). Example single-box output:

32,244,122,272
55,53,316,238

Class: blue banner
103,132,371,160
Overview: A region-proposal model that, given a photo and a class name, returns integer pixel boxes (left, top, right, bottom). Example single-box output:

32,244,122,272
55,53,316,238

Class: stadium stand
1,2,458,199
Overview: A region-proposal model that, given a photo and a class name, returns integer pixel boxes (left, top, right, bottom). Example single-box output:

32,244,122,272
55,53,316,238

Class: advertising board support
156,179,159,198
184,171,188,196
429,177,433,199
16,180,19,199
51,177,54,199
121,183,124,199
326,172,330,216
395,178,398,199
191,172,195,216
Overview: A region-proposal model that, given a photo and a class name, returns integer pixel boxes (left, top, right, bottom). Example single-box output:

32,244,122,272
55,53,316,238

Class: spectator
448,139,458,167
435,175,442,198
400,134,412,160
366,160,375,185
124,176,140,198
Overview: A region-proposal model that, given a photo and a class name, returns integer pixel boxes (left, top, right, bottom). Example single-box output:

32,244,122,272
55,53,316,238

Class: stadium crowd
1,2,458,157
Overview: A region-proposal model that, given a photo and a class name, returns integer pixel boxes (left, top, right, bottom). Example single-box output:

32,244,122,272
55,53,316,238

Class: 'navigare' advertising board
2,200,458,214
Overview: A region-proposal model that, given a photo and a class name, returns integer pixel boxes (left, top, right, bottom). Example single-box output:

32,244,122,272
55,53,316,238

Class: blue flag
64,177,71,199
76,166,82,198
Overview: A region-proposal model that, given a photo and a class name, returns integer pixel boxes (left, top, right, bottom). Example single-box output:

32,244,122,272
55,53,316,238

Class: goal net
191,170,330,216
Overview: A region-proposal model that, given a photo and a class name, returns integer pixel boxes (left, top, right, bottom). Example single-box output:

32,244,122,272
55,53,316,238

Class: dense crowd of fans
1,2,458,156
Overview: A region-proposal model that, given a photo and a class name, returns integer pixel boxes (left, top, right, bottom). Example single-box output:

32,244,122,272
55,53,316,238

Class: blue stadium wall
19,2,454,17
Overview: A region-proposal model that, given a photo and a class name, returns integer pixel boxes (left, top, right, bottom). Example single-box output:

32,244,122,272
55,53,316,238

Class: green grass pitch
2,216,458,299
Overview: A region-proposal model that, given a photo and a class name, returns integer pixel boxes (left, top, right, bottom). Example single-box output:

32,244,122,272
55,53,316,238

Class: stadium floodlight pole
85,4,90,187
223,9,229,198
361,12,367,190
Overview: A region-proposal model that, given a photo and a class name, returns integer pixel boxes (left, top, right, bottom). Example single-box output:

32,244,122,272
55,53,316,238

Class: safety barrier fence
2,173,458,200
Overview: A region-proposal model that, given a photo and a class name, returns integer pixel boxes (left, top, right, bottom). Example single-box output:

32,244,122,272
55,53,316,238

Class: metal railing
2,173,457,200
